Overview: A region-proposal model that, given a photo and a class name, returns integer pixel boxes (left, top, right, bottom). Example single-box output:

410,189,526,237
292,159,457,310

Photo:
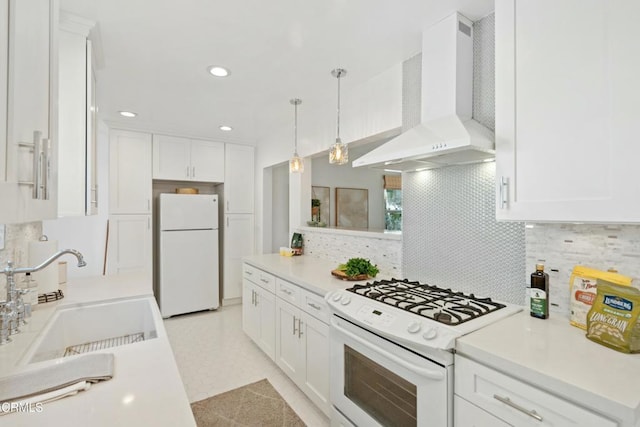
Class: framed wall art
335,187,368,228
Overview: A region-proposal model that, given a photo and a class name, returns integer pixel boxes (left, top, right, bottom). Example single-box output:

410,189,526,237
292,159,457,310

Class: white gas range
326,278,522,427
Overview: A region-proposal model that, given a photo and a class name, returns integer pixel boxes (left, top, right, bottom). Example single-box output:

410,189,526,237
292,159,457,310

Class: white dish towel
0,353,114,411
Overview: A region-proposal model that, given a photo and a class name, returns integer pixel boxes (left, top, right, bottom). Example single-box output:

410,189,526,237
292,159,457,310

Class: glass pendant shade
289,98,304,173
329,68,348,165
329,138,348,165
290,152,304,173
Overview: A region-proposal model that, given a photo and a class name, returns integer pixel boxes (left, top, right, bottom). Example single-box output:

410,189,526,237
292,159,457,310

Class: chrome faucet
0,249,86,344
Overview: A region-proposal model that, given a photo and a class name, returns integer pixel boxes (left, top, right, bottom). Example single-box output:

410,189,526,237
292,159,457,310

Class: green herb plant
337,258,379,278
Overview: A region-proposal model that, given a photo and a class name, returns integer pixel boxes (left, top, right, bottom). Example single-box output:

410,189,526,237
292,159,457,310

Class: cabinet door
222,214,254,302
301,312,330,417
109,130,152,214
0,0,8,185
454,396,511,427
152,134,190,181
242,280,260,342
1,0,57,223
275,298,303,382
256,286,276,361
106,214,152,277
495,0,640,222
190,140,224,183
224,144,254,213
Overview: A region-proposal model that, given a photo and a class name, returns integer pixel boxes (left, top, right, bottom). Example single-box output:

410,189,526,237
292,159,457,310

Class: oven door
330,315,452,427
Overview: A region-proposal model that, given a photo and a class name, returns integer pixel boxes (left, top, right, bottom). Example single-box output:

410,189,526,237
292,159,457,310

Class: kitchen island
456,311,640,426
0,273,195,426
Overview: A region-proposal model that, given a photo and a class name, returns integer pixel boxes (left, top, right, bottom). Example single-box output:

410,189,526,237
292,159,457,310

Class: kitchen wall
402,13,527,305
0,222,43,294
311,139,392,230
300,228,402,277
526,224,640,317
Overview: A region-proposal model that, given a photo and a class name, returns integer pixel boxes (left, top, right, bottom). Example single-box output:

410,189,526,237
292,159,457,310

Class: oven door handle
332,320,445,381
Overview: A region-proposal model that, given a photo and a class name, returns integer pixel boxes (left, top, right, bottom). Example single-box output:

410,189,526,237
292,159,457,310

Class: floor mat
191,378,306,426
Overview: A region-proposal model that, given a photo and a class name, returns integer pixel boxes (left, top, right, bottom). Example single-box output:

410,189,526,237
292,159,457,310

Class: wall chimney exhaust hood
352,12,494,172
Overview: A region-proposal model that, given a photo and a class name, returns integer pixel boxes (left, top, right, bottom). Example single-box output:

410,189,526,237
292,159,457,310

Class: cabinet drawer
455,355,618,427
243,264,275,293
300,289,330,324
276,278,300,305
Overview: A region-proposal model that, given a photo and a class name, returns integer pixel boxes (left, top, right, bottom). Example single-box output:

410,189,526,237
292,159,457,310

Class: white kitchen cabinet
275,297,303,380
57,12,96,217
242,262,332,417
152,134,224,183
224,144,254,213
275,280,330,417
242,278,276,360
0,0,59,224
454,396,510,427
109,129,152,214
495,0,640,222
222,214,254,303
454,355,618,427
106,214,152,277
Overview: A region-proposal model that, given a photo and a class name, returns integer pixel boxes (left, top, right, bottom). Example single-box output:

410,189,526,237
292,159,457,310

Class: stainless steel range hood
353,12,494,171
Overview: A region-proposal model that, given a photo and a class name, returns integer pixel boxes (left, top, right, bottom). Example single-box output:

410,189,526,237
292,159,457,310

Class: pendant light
329,68,348,165
289,98,304,173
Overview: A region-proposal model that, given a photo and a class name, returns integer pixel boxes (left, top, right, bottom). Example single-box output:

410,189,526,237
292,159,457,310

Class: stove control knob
340,295,351,305
332,293,342,302
422,328,438,340
407,322,422,334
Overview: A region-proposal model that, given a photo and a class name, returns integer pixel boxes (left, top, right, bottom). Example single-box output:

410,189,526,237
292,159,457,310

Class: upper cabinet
224,144,254,213
0,0,59,224
109,130,152,214
495,0,640,222
57,11,97,217
152,134,224,183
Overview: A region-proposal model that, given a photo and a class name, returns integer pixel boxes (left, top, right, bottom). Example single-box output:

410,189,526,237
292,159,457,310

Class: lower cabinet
106,214,152,277
241,262,331,417
454,355,619,427
454,395,510,427
275,296,331,417
242,279,276,360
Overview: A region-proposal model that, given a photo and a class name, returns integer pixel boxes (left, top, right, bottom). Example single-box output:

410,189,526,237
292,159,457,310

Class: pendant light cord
294,101,298,153
336,73,341,141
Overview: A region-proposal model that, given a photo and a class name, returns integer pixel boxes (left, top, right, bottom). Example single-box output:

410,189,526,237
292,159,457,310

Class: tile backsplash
525,223,640,318
0,222,43,294
298,228,402,278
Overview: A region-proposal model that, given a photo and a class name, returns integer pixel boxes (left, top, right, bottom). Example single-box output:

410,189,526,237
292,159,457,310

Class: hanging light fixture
289,98,304,173
329,68,348,165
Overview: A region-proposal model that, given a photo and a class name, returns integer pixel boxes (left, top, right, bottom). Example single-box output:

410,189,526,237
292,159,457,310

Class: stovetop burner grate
346,279,506,325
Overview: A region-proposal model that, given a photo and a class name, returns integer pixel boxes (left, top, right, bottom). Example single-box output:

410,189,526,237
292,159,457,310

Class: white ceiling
60,0,494,144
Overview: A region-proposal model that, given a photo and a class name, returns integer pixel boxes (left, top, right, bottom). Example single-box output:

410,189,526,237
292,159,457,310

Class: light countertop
0,273,195,426
243,253,375,296
456,311,640,426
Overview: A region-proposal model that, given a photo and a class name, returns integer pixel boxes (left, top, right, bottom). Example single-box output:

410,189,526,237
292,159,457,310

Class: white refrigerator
158,193,219,318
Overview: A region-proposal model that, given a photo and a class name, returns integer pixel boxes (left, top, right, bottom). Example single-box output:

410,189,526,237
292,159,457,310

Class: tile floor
164,304,330,427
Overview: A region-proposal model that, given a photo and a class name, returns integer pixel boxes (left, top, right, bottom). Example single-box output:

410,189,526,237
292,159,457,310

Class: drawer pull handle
493,395,543,422
281,288,292,295
260,278,269,284
245,271,253,275
308,302,322,310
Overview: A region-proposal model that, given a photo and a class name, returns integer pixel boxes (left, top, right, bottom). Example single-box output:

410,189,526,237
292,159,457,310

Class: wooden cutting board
331,269,369,281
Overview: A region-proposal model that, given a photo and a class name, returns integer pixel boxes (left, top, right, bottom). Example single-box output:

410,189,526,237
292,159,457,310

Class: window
383,175,402,231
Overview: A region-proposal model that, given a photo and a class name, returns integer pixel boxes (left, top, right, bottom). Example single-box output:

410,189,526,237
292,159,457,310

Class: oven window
344,345,417,427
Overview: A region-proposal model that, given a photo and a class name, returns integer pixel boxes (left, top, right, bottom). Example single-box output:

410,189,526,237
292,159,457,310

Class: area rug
191,379,306,426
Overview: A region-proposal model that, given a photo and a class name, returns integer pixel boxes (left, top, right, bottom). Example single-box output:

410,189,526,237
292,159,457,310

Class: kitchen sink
23,297,159,364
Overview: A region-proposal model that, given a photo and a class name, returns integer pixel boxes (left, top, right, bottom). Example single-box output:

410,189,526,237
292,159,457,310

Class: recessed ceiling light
219,125,233,131
119,111,137,118
208,66,230,77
